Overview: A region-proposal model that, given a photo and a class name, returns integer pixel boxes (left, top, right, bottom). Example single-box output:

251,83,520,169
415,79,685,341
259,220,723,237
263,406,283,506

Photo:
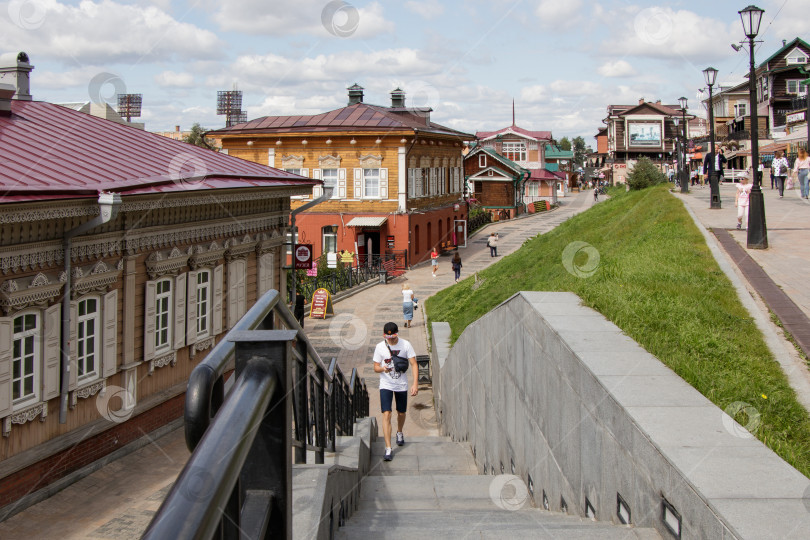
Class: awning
346,216,388,228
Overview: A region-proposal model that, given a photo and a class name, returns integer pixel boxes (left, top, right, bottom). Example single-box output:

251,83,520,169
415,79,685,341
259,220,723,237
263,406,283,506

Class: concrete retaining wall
432,292,810,539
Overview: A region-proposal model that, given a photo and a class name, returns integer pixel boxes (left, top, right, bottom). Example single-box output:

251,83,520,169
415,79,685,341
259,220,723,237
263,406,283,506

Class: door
454,219,467,248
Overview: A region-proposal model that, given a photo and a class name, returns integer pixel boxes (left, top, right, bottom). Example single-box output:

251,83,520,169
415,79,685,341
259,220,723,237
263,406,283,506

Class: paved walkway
0,191,595,539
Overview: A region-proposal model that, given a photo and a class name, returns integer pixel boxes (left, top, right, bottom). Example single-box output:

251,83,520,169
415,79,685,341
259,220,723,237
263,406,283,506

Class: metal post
294,339,308,464
708,83,721,208
747,34,768,248
681,108,689,193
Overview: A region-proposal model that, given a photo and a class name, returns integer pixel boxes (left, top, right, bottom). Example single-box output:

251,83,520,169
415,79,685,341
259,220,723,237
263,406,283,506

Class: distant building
153,125,192,141
212,85,473,267
56,101,145,130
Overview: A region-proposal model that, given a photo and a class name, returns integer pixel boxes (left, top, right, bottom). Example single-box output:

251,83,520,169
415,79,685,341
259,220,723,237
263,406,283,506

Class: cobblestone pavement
0,189,597,539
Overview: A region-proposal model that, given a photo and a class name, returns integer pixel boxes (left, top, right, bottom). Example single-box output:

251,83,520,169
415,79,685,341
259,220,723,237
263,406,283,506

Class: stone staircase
337,436,662,539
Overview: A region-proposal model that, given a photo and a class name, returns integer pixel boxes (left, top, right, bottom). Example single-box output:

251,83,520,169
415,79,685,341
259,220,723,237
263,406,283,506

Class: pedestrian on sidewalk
430,246,439,277
792,147,810,199
735,173,752,230
451,252,462,283
373,322,417,461
593,187,598,201
772,150,789,198
293,292,305,328
401,282,415,328
487,233,498,257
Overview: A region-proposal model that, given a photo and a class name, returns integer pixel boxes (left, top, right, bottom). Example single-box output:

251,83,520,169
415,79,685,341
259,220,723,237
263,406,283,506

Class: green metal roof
545,163,560,172
544,145,574,159
480,147,526,172
760,37,810,70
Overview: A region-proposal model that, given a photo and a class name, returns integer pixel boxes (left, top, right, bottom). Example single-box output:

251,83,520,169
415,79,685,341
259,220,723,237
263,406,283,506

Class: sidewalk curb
676,193,810,413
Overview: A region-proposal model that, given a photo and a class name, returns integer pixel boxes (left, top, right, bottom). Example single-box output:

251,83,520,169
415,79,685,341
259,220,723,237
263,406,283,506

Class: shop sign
294,244,313,269
309,288,333,319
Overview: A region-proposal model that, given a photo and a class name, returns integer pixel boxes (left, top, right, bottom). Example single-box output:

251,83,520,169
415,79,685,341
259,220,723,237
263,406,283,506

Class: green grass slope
426,185,810,477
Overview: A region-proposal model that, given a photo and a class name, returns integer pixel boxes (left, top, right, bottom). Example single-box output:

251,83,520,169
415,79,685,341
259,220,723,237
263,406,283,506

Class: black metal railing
292,262,381,302
143,289,369,540
726,130,750,141
467,213,491,234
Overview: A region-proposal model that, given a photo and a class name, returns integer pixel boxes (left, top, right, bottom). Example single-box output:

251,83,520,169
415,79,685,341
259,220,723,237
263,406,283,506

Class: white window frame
12,311,40,408
76,297,100,383
322,226,338,254
196,270,211,340
786,49,808,65
362,168,380,198
527,182,539,197
787,79,808,95
502,141,527,162
478,154,487,168
734,103,747,117
154,278,173,353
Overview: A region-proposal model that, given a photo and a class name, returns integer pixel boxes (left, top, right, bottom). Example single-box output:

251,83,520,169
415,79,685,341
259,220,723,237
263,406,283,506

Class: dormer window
502,141,527,162
786,48,808,65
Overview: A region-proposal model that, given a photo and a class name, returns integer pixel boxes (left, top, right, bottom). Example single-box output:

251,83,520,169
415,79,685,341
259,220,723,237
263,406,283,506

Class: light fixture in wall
246,140,254,146
400,138,407,143
616,493,631,525
560,496,568,514
490,465,495,475
526,475,534,501
375,138,382,144
325,139,332,145
350,138,357,145
276,140,282,145
510,458,515,474
662,498,682,539
500,462,504,474
302,140,308,145
585,498,596,520
542,490,549,511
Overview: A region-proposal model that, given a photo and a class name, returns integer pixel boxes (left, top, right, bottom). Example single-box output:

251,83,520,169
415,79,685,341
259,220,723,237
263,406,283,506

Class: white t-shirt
402,289,414,303
372,337,416,392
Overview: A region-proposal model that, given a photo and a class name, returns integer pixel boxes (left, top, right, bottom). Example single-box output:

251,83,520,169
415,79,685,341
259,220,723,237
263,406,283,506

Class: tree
184,123,217,149
572,136,587,166
626,157,667,190
558,136,572,151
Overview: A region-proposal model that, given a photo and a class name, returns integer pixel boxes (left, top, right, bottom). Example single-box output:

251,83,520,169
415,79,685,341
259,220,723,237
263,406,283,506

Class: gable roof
211,102,473,139
465,146,527,175
617,101,680,117
760,37,810,69
476,125,552,142
0,100,315,203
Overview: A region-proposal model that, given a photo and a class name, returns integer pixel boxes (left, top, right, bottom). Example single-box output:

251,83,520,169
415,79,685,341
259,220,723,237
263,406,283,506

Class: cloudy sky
1,0,805,141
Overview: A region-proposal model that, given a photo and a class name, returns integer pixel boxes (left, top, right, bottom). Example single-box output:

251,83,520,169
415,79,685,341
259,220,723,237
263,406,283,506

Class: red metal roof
212,102,474,139
477,125,552,142
528,168,565,181
0,100,316,203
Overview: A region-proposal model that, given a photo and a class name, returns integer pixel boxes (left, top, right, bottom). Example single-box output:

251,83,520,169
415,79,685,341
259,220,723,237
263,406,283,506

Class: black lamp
740,4,767,249
678,97,689,193
703,67,721,208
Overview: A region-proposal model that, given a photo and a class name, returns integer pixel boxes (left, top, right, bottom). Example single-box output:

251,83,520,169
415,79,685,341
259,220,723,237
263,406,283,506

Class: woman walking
793,148,810,199
430,246,439,277
772,150,789,198
401,283,415,328
451,252,462,283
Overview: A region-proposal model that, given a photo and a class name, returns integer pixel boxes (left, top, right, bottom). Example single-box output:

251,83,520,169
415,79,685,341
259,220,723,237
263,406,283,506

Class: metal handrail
148,289,369,540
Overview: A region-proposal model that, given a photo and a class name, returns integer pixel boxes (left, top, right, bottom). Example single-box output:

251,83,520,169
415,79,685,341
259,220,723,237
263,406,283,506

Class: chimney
783,39,787,46
0,84,15,117
639,98,644,105
175,125,180,132
347,83,364,105
390,88,405,108
0,52,33,101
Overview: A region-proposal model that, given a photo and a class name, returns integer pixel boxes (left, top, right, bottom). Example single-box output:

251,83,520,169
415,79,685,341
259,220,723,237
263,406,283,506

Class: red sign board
294,244,312,270
309,288,333,319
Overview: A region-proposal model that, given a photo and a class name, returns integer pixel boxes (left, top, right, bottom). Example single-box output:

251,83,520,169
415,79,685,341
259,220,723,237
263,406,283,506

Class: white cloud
520,85,546,103
0,0,224,64
154,70,195,88
534,0,584,29
404,0,444,20
597,60,636,78
213,0,394,38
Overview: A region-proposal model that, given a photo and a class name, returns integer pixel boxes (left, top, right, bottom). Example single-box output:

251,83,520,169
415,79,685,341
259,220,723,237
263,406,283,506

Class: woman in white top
771,150,789,198
792,147,810,199
735,173,753,230
401,282,415,328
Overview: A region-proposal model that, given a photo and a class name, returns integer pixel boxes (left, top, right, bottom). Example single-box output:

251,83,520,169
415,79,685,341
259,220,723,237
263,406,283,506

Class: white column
398,146,407,212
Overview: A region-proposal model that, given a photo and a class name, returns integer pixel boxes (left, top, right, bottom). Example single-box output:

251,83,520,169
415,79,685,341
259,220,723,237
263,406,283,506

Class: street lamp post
740,4,767,249
679,96,689,193
704,67,721,208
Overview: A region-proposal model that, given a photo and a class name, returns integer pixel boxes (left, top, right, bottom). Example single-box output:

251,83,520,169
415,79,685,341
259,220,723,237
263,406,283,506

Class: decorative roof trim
188,241,226,269
145,247,191,279
63,259,123,298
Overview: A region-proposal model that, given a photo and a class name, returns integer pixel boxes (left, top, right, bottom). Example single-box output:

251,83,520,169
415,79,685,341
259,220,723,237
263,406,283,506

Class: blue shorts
431,259,438,266
380,389,407,413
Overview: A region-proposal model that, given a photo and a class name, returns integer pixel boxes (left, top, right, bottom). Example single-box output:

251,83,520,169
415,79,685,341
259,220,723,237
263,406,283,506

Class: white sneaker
396,432,405,446
383,448,393,461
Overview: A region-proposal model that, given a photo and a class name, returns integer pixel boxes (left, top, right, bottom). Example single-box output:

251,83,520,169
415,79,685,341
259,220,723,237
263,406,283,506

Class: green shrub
627,157,667,190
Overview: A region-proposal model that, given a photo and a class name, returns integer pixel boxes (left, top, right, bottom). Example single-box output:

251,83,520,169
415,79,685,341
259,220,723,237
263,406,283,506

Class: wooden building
463,146,528,220
0,55,314,515
211,85,473,267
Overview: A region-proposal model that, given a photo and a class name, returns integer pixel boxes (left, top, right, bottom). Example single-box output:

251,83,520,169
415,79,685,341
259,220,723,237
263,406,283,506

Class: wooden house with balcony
752,38,810,136
0,53,315,516
211,85,473,267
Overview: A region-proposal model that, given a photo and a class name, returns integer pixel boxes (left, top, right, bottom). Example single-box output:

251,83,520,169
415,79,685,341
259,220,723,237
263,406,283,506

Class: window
503,141,527,162
321,168,338,198
77,298,99,381
734,103,747,117
787,80,808,95
155,278,172,351
786,49,808,65
363,168,380,198
323,226,337,254
196,270,211,339
284,168,302,176
478,154,487,168
12,312,39,405
527,182,539,197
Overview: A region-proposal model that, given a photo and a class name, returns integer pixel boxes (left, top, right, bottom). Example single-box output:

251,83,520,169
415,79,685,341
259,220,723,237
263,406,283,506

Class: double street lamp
703,66,721,208
740,4,767,249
